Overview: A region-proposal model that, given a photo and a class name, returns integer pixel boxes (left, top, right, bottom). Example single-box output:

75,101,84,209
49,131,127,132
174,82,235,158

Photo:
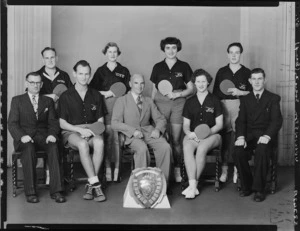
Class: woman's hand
187,132,200,142
79,128,95,139
100,90,115,99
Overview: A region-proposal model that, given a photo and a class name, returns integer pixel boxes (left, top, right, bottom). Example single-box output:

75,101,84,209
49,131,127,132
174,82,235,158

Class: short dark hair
25,72,41,80
227,42,243,53
73,60,91,73
102,42,121,55
160,37,182,52
41,47,57,57
191,69,213,85
251,68,266,78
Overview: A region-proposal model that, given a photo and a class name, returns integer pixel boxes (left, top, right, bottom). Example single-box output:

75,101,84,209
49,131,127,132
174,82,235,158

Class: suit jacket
235,89,283,141
8,93,60,149
111,92,167,145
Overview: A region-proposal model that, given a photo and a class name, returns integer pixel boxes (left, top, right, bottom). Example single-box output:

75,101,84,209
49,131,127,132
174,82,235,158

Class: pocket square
44,108,48,113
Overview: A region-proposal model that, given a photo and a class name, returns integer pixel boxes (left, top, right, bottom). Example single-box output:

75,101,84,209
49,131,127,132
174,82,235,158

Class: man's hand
80,128,95,139
46,135,56,143
227,88,242,96
101,90,115,99
150,129,160,139
21,135,33,143
235,137,247,148
187,132,200,142
133,130,143,139
257,135,270,144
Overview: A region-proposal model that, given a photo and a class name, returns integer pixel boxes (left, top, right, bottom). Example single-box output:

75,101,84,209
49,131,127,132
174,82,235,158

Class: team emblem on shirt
57,80,66,84
174,72,183,78
115,73,125,78
239,84,246,90
205,106,214,113
91,104,97,110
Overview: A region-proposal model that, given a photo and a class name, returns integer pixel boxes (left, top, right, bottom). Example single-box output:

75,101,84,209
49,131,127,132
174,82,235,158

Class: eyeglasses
27,81,42,86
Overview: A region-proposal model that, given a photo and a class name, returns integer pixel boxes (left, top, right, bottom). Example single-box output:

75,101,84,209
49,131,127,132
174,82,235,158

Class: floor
3,163,295,230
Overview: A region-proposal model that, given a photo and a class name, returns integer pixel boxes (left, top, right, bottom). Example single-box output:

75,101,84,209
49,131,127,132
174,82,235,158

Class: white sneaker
113,168,119,182
45,170,50,185
174,167,182,182
233,166,238,184
219,166,228,183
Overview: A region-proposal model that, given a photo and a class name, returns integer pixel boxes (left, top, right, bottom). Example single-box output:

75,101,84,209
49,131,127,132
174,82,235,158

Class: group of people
8,37,283,205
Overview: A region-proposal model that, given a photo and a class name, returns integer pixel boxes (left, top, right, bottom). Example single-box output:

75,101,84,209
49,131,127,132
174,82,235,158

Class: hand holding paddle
53,84,68,97
158,80,173,96
219,79,235,96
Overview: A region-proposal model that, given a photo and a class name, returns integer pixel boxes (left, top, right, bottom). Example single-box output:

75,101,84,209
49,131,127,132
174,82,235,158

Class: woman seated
182,69,223,199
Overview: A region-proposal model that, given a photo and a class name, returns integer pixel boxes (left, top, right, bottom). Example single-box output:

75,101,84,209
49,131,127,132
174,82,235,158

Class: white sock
88,176,99,185
114,168,119,181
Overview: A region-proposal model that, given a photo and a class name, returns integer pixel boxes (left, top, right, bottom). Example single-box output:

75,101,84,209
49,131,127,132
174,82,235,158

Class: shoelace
93,185,104,196
85,184,93,195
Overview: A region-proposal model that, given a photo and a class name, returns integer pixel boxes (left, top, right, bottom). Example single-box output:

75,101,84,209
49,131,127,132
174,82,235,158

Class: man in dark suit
234,68,283,202
8,72,66,203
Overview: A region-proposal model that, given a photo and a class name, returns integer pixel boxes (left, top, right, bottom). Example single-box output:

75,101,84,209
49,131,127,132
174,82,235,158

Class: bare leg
88,135,104,175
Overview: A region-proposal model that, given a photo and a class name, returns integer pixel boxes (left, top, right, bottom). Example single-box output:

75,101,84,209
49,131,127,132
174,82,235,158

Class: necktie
32,95,38,119
136,95,142,114
256,94,260,103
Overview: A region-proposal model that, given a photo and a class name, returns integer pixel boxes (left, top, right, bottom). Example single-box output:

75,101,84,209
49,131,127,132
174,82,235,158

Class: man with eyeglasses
233,68,283,202
37,47,73,103
8,72,66,203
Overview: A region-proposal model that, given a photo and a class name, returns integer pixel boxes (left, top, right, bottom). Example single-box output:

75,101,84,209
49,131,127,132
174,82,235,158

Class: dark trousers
16,134,64,196
233,137,272,192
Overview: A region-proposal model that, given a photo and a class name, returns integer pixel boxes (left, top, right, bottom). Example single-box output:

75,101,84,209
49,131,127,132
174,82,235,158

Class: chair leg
215,156,220,192
12,156,17,197
69,152,76,192
270,159,277,194
180,155,188,190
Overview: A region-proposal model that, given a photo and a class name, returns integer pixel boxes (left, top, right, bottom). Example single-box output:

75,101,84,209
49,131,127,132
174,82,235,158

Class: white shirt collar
253,89,264,98
131,91,142,103
28,92,39,102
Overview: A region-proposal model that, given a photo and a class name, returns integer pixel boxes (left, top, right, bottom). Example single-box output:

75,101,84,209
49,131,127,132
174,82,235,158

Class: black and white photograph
0,1,298,230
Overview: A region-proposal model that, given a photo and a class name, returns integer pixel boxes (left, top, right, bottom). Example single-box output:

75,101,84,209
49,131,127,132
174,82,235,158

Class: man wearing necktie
8,72,66,203
111,74,172,193
234,68,283,202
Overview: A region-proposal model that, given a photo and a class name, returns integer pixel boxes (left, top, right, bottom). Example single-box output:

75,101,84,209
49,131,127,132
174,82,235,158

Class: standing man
8,72,66,203
58,60,107,202
37,47,73,103
234,68,283,202
111,74,172,193
213,42,252,183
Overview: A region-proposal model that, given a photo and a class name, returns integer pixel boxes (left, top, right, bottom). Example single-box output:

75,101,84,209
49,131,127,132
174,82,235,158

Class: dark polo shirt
89,62,131,92
57,85,107,125
213,64,252,100
37,66,73,95
150,59,193,91
182,92,223,132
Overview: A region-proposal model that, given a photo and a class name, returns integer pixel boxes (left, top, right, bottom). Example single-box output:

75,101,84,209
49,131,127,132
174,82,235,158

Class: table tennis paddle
110,82,127,97
53,84,68,97
194,124,211,140
158,80,173,96
86,122,105,136
219,79,235,95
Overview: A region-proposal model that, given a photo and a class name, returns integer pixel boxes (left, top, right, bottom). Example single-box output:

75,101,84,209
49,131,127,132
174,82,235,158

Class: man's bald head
130,74,144,83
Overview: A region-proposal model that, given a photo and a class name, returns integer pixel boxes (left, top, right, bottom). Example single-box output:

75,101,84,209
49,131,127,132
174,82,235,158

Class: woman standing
182,69,223,199
150,37,194,182
89,42,130,182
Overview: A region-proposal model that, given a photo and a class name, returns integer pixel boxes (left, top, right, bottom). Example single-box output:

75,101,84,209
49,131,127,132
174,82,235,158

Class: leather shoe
26,195,39,203
51,192,66,203
239,190,252,197
254,192,266,202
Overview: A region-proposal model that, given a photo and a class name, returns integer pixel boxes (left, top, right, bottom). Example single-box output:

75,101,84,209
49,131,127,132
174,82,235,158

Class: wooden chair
63,147,106,192
12,150,47,197
180,147,222,192
117,132,168,182
236,140,278,194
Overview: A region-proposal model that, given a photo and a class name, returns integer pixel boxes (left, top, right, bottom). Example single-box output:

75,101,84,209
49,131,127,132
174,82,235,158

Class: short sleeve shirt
37,66,73,95
89,62,131,92
57,85,107,125
212,64,252,100
182,93,223,131
150,59,193,91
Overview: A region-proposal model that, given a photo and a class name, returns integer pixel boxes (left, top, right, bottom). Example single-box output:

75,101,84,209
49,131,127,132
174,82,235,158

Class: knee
77,139,89,152
21,142,35,152
93,136,104,148
233,146,246,159
135,144,148,155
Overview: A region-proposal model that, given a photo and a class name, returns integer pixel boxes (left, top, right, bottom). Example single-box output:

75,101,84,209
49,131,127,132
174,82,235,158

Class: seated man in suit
57,60,107,202
111,74,172,193
8,72,66,203
234,68,283,202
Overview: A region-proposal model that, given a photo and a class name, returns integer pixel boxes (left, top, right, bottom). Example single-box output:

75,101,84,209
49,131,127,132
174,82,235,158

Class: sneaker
219,166,228,183
93,184,106,202
46,170,50,185
174,167,182,183
83,183,94,200
113,168,119,182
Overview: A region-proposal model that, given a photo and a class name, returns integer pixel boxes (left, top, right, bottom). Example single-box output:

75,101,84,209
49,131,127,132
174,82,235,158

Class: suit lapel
37,96,46,118
127,92,140,118
252,90,269,121
24,93,38,120
139,96,148,122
